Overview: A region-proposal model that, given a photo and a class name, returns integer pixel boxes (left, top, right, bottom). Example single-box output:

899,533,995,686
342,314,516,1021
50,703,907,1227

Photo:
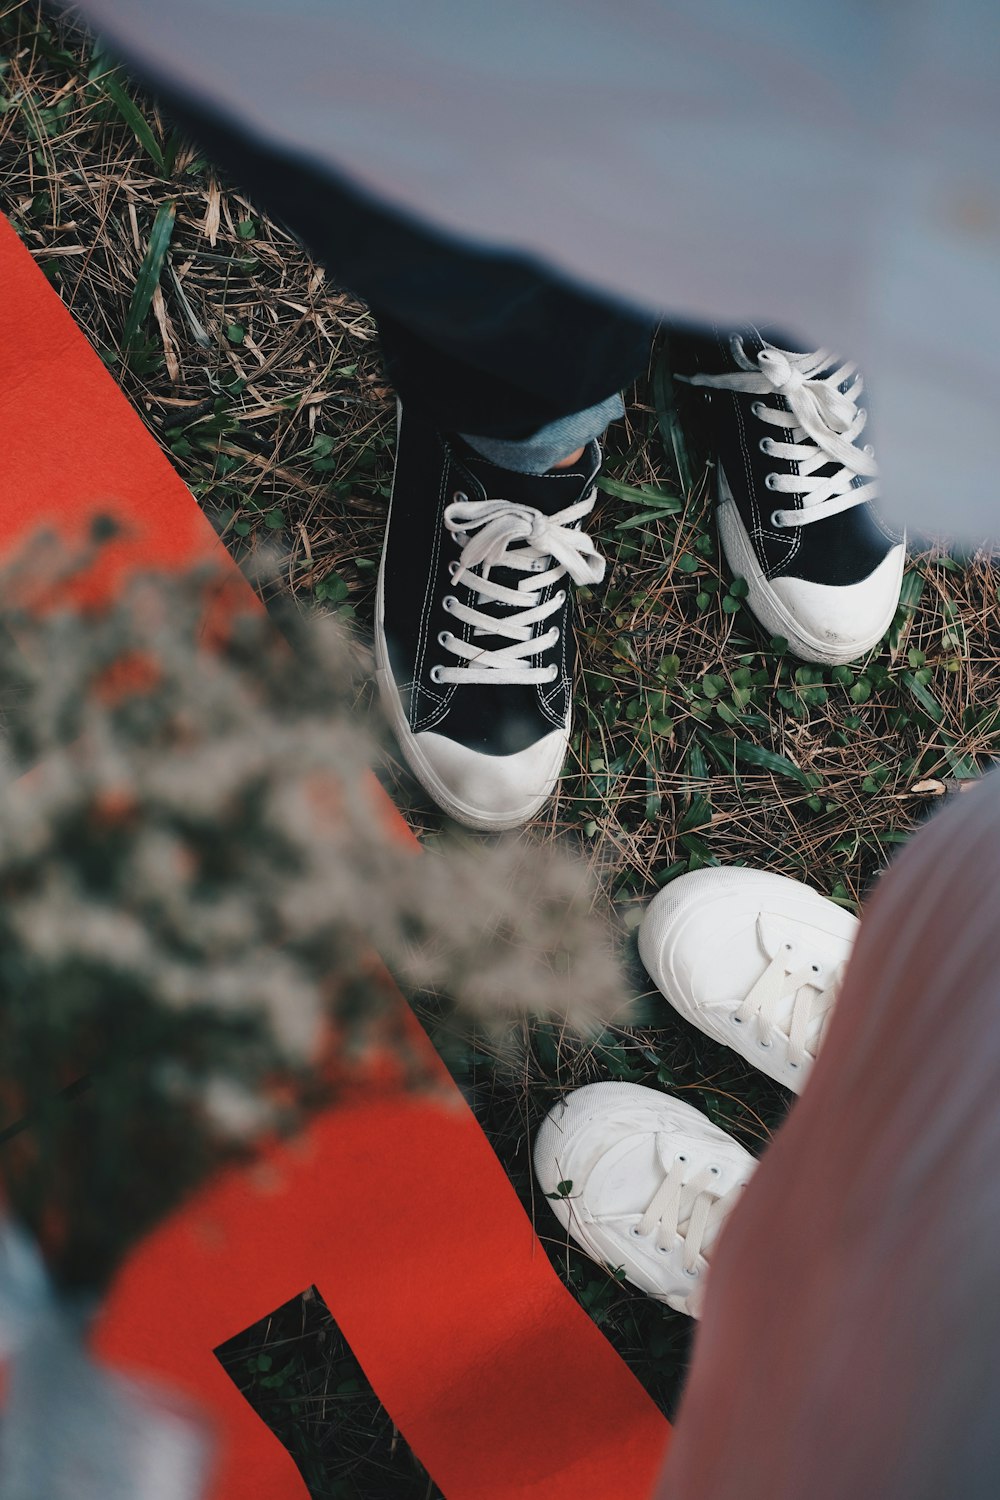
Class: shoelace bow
681,337,878,527
736,917,844,1069
633,1145,745,1279
432,492,605,686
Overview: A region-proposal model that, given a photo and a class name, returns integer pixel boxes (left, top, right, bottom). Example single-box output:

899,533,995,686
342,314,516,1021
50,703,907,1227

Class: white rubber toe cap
411,727,567,830
768,543,905,664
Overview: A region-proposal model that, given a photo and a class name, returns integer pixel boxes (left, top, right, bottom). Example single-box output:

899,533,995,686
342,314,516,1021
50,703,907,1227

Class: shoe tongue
444,440,599,659
746,324,817,360
453,439,599,519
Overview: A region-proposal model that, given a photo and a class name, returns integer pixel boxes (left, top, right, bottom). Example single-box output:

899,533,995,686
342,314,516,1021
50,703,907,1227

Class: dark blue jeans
145,86,657,464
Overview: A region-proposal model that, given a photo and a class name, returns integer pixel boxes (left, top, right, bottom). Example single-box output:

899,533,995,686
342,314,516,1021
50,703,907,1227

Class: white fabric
656,770,1000,1500
434,492,604,685
683,340,878,527
70,0,1000,537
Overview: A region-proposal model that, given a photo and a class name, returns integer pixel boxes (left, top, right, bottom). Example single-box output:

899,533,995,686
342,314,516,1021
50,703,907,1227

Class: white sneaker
534,1081,755,1317
639,867,858,1093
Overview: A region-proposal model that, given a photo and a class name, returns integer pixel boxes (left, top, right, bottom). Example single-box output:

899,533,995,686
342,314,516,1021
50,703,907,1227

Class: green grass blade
731,739,811,786
699,730,812,787
694,730,734,774
596,475,681,510
122,201,176,357
100,67,167,173
684,741,709,780
897,569,925,610
614,507,682,530
653,348,693,494
900,671,944,723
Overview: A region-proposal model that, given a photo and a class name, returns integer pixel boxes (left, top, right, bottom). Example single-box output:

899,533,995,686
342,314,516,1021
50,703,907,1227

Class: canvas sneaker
639,867,859,1093
375,403,605,830
670,326,905,665
534,1081,755,1317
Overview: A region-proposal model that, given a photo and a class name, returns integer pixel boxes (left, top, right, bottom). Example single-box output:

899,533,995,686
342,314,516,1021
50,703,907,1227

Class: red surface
0,212,669,1499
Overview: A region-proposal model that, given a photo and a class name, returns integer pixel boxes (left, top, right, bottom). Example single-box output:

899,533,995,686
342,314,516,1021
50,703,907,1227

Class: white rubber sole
717,475,904,666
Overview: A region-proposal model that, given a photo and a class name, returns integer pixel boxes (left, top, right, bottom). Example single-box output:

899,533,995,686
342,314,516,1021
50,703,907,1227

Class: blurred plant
0,532,627,1289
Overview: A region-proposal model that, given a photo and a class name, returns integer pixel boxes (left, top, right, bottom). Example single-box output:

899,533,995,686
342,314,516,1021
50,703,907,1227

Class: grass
3,4,1000,1494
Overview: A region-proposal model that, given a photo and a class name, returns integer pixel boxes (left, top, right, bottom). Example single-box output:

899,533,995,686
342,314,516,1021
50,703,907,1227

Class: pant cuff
460,392,624,474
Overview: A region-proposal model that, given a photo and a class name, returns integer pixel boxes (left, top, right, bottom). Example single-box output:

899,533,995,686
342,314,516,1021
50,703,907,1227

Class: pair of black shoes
376,330,904,829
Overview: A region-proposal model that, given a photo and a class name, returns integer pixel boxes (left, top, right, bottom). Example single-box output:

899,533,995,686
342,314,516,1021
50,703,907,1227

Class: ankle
549,446,586,470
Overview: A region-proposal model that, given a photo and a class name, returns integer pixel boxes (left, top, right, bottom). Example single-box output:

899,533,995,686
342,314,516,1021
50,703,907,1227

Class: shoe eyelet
758,438,771,455
683,1266,699,1279
447,559,459,577
770,510,785,529
443,595,456,612
710,1166,720,1175
759,1040,772,1050
437,631,451,647
630,1225,641,1238
732,1015,743,1025
556,589,567,604
811,962,821,974
789,1061,800,1069
677,1154,686,1163
784,942,793,951
751,400,765,418
452,490,468,504
429,665,445,684
764,472,778,490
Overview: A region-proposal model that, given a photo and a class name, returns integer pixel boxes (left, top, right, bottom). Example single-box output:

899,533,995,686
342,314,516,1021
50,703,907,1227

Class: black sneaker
669,326,905,665
375,403,605,829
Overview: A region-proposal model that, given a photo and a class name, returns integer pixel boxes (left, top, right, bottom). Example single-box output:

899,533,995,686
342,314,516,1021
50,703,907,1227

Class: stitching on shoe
779,391,803,576
450,453,481,710
538,468,595,726
741,389,798,582
410,443,453,730
870,502,903,546
736,391,783,576
539,585,571,725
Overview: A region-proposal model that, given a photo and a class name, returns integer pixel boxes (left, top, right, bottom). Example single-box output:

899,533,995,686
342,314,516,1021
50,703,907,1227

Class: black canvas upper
667,326,902,587
380,407,601,757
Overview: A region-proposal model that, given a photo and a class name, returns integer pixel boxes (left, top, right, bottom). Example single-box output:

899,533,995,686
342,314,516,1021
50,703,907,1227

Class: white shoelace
681,336,878,528
633,1145,745,1279
431,491,605,686
735,916,844,1069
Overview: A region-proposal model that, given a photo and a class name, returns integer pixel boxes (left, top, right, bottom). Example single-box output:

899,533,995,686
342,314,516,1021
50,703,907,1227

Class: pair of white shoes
534,868,858,1317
